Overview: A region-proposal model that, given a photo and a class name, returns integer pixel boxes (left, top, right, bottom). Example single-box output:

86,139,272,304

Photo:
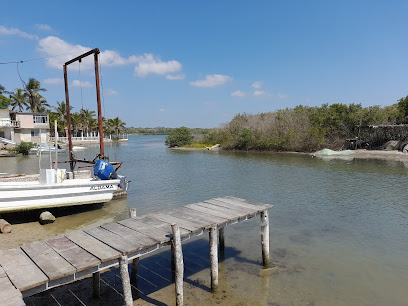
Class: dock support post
260,210,270,268
209,226,219,292
130,257,139,283
92,272,100,298
218,227,225,261
129,208,137,219
171,243,176,282
171,223,184,306
119,255,133,306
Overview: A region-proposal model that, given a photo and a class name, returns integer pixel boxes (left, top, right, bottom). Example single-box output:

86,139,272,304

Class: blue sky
1,1,407,128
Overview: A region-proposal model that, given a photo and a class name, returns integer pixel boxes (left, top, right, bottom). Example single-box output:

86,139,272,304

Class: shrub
165,127,194,147
13,141,36,155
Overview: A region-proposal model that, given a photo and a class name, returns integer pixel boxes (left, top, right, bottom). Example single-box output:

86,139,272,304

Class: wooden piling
92,272,100,298
260,210,270,268
219,227,225,261
130,257,139,283
0,219,11,234
129,208,137,219
171,223,184,306
119,255,133,306
209,226,219,292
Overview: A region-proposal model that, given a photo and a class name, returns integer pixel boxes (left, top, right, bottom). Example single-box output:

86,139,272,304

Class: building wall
0,109,10,119
15,113,34,128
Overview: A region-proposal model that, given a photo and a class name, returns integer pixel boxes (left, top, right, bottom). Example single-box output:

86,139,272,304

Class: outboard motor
94,159,114,180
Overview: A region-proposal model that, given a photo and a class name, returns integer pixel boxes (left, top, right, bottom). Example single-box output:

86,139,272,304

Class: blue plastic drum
94,159,114,180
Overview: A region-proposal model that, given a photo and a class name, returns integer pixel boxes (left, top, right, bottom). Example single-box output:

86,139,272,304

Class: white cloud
104,89,118,96
37,36,183,78
35,24,52,31
253,90,266,96
278,93,288,99
231,90,246,97
190,74,232,88
251,81,263,89
43,78,63,85
166,74,185,80
0,25,38,40
72,80,93,87
159,108,166,112
134,54,182,77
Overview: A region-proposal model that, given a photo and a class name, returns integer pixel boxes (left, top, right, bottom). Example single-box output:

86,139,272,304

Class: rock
39,211,55,225
382,140,400,151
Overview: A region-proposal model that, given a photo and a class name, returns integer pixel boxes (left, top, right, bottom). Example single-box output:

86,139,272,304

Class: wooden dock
0,196,273,306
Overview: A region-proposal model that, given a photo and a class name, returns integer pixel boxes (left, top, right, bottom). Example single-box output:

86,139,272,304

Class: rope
78,60,83,110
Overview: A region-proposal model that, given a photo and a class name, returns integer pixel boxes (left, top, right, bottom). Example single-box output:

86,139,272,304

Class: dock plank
184,203,235,219
136,216,191,236
195,202,253,218
223,196,274,209
0,276,24,306
0,265,24,306
204,199,258,214
177,206,229,223
148,212,203,232
21,241,76,281
101,222,158,249
84,227,140,255
46,237,101,272
119,218,171,244
66,231,120,263
0,248,48,291
167,207,226,227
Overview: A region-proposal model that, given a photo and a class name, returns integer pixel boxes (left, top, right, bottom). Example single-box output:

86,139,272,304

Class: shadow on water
25,239,248,305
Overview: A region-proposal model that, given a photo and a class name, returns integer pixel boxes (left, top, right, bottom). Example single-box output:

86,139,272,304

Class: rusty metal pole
63,64,74,172
94,50,104,158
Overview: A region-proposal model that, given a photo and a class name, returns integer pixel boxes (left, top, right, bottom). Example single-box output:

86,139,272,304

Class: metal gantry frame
63,48,105,172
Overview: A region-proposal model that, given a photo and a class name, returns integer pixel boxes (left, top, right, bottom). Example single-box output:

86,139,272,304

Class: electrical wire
0,50,90,65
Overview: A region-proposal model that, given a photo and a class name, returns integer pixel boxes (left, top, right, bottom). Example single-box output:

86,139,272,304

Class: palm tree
52,101,73,136
24,78,47,112
80,108,96,136
9,89,28,112
107,117,126,137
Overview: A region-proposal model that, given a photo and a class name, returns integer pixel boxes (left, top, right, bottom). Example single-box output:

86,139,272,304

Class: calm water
1,135,407,305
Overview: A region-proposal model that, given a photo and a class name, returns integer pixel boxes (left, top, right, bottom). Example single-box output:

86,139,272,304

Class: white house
0,109,49,146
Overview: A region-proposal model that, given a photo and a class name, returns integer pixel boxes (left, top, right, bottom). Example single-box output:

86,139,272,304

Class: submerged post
130,257,139,283
219,227,225,261
260,210,270,268
171,223,184,306
92,272,100,298
119,255,133,306
209,226,219,292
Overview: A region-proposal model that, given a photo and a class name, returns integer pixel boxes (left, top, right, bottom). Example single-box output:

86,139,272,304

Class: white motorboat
0,170,121,213
0,49,128,213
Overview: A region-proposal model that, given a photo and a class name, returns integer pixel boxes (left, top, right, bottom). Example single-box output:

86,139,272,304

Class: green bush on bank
202,100,405,152
13,141,36,155
165,127,194,147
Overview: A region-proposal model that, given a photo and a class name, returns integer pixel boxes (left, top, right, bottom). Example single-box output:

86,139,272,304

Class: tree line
195,96,408,152
0,79,126,137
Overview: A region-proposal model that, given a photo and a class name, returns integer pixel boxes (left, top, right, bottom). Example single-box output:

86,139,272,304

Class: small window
33,115,48,124
31,130,39,137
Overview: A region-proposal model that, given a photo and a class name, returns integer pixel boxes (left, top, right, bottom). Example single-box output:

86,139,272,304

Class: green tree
396,95,408,123
165,127,193,147
9,88,28,112
24,78,48,112
0,83,11,109
107,117,126,137
80,108,96,136
52,101,73,135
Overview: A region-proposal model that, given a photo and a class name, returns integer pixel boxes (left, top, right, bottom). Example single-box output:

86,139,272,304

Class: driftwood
0,219,11,234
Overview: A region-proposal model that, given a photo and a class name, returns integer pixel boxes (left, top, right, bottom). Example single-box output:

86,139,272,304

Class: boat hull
0,179,120,213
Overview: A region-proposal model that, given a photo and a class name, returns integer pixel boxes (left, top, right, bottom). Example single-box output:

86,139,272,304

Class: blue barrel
94,159,114,180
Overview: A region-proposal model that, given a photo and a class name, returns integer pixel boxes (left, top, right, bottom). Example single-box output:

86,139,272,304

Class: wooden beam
260,210,270,268
209,226,218,292
119,255,132,306
171,224,184,306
